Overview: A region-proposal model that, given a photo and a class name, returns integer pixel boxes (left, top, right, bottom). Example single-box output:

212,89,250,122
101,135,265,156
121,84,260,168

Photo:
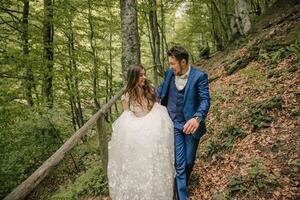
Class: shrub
250,96,283,130
213,158,278,199
49,163,108,200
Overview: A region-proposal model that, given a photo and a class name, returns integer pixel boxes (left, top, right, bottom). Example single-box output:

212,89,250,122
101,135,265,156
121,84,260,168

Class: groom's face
168,56,187,76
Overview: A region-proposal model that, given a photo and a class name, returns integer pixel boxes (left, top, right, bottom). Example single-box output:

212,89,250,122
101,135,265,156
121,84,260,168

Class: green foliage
0,0,123,197
1,0,293,199
239,64,267,87
209,85,237,121
203,140,224,159
259,38,300,64
214,158,278,200
198,45,210,59
225,58,251,75
225,49,260,76
271,48,288,63
203,125,246,159
171,1,215,57
221,126,246,148
291,108,300,117
286,39,300,61
258,47,285,63
250,96,283,130
0,102,74,198
49,162,108,200
189,172,200,188
289,159,300,172
213,192,229,200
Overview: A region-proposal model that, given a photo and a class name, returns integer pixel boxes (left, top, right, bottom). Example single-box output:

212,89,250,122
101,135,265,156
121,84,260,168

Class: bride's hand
183,118,199,134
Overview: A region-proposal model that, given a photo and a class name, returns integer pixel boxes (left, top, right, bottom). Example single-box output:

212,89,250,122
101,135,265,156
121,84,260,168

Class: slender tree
66,19,84,129
210,1,224,50
87,0,101,110
21,0,35,106
148,0,162,85
160,0,166,72
42,0,54,108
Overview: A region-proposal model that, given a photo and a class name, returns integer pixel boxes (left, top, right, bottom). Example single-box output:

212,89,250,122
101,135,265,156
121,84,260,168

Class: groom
158,46,210,200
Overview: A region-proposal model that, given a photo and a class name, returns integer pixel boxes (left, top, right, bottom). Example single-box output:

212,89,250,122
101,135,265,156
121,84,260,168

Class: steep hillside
191,1,299,200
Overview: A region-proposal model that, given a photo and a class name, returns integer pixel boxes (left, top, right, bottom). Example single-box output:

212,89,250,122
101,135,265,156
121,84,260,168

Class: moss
225,49,259,76
225,58,251,76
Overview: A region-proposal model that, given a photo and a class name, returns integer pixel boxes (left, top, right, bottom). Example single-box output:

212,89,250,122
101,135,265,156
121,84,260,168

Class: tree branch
0,6,24,14
0,72,28,80
0,16,20,31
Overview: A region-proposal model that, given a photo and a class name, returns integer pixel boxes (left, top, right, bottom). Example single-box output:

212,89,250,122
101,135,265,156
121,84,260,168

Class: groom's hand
183,118,199,134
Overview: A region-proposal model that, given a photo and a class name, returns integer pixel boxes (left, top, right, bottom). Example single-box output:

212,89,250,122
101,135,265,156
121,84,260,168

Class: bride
107,64,175,200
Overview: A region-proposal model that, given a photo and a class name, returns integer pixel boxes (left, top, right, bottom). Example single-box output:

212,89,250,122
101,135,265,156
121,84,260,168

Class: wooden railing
4,87,126,200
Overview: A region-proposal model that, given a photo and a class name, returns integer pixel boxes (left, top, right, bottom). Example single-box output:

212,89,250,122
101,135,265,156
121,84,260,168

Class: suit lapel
183,67,195,105
162,69,173,97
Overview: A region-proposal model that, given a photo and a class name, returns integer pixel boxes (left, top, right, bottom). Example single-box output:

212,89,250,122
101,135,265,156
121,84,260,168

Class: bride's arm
122,99,129,110
121,93,129,111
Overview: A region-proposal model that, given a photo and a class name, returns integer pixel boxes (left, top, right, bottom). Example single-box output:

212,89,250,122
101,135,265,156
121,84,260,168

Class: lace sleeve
121,93,129,110
121,93,129,102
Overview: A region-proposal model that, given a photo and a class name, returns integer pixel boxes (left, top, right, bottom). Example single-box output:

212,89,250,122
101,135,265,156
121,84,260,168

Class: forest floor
189,1,300,200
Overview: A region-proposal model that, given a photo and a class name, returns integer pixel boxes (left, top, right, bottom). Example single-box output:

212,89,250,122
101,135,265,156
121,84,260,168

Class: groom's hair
167,46,189,63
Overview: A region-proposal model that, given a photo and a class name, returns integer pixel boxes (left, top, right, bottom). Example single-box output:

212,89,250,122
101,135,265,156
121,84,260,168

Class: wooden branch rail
4,87,125,200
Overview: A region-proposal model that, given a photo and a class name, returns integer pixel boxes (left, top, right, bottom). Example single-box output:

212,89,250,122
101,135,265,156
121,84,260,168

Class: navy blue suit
158,66,210,200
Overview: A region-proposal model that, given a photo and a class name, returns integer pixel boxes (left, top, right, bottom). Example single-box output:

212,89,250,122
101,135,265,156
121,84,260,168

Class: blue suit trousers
174,127,200,200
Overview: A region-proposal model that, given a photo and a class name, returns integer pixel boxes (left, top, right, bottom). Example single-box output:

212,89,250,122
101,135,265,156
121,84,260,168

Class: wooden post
96,114,108,180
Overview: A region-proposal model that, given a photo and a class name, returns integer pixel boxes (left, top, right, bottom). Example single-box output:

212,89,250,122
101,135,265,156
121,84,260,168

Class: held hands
183,118,200,134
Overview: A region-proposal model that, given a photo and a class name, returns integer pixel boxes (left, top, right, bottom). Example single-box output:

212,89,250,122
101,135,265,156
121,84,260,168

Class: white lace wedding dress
107,95,175,200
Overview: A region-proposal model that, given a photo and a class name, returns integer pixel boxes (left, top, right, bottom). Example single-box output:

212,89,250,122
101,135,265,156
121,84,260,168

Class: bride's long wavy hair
124,64,156,110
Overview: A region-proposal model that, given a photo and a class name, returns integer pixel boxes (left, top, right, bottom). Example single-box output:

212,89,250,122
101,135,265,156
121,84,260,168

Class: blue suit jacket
157,66,210,139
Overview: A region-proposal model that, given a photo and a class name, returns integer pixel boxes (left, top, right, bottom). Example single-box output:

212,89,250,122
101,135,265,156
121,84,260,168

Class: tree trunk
254,0,262,15
107,30,113,121
120,0,141,80
68,94,77,131
21,0,34,106
224,0,236,40
211,0,230,42
64,0,84,129
230,15,238,37
210,2,223,50
42,0,54,108
145,11,154,68
148,0,162,85
64,62,80,131
87,0,100,110
160,0,166,72
66,21,84,129
264,0,270,10
235,0,251,35
74,71,84,128
96,114,108,180
108,29,113,120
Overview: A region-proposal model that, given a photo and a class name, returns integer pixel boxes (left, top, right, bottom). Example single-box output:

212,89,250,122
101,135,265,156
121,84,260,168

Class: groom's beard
178,63,184,76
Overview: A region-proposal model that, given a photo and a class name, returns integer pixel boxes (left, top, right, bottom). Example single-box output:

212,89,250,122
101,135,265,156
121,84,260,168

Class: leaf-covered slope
191,2,300,200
